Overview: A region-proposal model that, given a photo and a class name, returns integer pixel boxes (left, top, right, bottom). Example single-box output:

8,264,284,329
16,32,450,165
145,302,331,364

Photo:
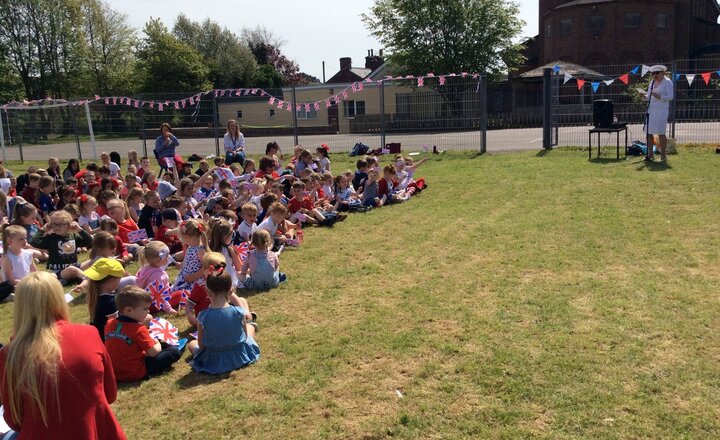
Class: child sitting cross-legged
136,241,182,315
239,229,286,290
258,202,297,248
84,258,125,341
187,259,260,374
287,181,324,225
30,210,89,284
104,286,183,382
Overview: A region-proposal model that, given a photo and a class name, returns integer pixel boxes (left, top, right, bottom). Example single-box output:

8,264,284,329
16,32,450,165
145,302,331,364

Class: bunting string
1,71,482,112
552,63,718,94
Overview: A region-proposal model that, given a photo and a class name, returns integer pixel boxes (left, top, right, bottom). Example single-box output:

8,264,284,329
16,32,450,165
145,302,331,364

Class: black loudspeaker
593,99,613,128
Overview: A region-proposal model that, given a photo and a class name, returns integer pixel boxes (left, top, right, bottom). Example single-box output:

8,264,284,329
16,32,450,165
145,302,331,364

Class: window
296,106,317,119
236,110,243,118
344,100,366,117
560,19,572,36
657,13,667,28
625,13,641,28
589,15,605,31
269,109,275,118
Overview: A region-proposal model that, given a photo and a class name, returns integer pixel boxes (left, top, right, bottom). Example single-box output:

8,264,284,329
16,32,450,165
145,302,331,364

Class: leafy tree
243,25,310,85
362,0,525,78
173,15,256,88
136,18,212,93
80,0,139,96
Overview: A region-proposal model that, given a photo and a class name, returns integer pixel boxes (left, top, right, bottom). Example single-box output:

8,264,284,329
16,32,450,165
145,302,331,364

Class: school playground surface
1,122,718,162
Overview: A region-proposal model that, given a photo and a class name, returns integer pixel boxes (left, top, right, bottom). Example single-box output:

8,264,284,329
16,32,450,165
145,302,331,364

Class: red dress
0,320,126,439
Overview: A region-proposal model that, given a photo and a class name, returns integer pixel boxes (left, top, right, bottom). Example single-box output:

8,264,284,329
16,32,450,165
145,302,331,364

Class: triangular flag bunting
618,74,629,84
641,65,651,76
686,74,695,86
630,65,640,74
553,64,561,73
591,82,600,93
576,79,586,90
603,79,614,86
701,72,711,85
674,73,682,81
563,73,573,84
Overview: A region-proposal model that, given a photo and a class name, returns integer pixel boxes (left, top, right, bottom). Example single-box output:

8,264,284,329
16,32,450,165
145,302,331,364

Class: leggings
145,346,181,377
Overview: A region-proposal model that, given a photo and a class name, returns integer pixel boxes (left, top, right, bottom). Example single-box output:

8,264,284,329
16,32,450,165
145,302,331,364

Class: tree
136,18,212,93
243,25,309,86
362,0,525,77
173,15,256,88
80,0,139,96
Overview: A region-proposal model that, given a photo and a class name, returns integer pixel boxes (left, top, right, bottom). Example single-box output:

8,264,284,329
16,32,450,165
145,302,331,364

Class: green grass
2,147,720,439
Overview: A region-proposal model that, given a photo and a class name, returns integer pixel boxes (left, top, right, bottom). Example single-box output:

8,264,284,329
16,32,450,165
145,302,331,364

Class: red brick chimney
340,57,352,71
365,49,384,71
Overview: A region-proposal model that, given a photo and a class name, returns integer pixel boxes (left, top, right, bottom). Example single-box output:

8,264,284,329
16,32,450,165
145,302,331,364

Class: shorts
54,263,81,279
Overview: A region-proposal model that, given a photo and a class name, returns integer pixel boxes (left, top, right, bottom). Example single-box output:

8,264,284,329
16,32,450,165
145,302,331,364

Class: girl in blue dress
187,261,260,374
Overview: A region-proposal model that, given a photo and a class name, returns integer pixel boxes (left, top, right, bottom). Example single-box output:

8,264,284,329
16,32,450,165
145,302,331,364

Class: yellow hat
83,258,124,281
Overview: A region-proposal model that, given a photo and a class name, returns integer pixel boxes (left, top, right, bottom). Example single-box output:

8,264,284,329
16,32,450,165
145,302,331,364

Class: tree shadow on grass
176,368,231,389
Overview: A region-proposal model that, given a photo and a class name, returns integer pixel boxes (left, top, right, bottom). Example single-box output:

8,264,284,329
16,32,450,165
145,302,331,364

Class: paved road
1,122,717,162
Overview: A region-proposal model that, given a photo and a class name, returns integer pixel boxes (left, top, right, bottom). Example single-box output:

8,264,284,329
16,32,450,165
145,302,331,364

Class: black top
29,229,93,271
92,293,117,341
138,205,161,239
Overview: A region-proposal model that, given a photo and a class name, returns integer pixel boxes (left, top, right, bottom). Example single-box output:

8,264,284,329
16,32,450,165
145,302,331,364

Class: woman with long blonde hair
0,272,126,439
223,119,246,166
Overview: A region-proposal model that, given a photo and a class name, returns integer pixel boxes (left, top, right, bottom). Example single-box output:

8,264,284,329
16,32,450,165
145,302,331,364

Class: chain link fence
551,58,720,147
0,76,488,162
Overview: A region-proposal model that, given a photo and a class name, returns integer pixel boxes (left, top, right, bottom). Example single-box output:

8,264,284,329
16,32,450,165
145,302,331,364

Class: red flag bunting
314,102,320,111
576,79,586,90
417,77,424,87
618,74,629,84
702,72,711,85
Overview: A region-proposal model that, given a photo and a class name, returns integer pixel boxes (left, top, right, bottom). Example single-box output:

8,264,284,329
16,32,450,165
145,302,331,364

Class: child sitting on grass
171,219,207,291
0,225,37,302
136,241,181,315
240,230,286,290
187,260,259,374
104,286,183,382
30,210,89,283
77,194,100,234
84,258,125,340
237,203,258,243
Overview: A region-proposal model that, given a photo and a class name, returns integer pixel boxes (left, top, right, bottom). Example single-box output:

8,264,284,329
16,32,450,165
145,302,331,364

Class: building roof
555,0,616,9
518,61,605,79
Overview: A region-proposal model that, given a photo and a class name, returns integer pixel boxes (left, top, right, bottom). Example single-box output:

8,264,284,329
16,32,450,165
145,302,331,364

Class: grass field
1,147,720,439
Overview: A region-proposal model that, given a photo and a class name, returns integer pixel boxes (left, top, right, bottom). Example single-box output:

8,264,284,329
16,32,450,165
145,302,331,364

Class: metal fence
0,76,488,162
551,58,720,147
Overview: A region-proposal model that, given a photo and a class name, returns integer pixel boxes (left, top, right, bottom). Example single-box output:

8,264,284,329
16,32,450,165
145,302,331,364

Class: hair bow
80,194,88,203
206,264,224,277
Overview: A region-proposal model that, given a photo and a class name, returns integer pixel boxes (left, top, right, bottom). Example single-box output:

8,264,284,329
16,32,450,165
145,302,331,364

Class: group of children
0,141,427,381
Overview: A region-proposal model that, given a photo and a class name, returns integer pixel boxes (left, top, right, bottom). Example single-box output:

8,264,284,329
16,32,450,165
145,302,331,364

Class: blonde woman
0,272,126,439
223,119,246,165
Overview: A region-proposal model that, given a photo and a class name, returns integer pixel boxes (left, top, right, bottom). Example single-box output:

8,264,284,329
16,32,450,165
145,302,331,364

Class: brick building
531,0,720,66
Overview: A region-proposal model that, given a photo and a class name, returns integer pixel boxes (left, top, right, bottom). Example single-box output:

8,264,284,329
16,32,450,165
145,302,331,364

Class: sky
109,0,539,81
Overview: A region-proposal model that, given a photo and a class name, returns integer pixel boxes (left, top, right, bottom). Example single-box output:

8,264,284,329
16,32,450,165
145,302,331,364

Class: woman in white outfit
641,65,674,162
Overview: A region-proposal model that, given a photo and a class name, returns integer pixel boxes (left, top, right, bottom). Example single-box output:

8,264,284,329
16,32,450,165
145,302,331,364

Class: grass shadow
176,369,231,389
589,157,627,165
535,148,552,157
636,160,673,171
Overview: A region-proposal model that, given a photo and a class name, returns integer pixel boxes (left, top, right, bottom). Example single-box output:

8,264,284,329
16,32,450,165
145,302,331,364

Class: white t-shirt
237,220,258,242
6,248,34,281
108,162,121,177
258,217,279,236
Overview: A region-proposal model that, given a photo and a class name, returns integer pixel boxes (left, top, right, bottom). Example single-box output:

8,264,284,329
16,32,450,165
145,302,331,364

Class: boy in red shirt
287,181,324,225
104,286,184,382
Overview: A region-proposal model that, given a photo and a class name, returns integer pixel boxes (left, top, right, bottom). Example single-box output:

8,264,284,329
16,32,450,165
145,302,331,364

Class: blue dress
192,305,260,374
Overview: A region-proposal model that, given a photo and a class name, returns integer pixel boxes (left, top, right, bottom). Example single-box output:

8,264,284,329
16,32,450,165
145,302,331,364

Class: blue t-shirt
38,192,55,216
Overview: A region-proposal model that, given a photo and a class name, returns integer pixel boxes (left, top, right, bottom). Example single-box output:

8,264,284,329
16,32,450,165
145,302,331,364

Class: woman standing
0,272,126,440
641,65,674,162
223,119,245,166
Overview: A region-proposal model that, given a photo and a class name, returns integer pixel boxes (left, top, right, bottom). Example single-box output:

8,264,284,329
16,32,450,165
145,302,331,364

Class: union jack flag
234,242,250,262
147,280,172,311
149,318,179,345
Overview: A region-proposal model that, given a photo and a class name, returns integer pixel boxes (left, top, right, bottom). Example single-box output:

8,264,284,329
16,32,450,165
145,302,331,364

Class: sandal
248,322,259,333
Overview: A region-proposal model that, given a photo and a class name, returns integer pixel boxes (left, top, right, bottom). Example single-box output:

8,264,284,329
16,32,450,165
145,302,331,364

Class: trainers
336,213,348,222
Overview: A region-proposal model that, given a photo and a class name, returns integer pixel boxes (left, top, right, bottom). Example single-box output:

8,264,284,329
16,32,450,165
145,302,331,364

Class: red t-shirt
188,283,211,315
96,205,108,218
0,320,126,440
287,196,314,214
255,170,280,180
114,235,129,259
155,224,181,251
104,317,156,382
116,218,139,244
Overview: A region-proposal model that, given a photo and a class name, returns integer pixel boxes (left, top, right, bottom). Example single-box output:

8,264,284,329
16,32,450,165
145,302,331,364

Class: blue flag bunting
675,74,682,81
553,64,561,73
591,82,600,93
630,65,640,74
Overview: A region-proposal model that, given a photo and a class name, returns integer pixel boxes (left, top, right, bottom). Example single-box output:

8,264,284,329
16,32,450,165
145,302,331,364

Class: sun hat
83,257,125,281
649,65,667,73
157,180,177,200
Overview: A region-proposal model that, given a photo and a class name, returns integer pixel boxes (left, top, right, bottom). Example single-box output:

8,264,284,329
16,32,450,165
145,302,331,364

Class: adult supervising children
224,119,246,166
640,65,674,162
